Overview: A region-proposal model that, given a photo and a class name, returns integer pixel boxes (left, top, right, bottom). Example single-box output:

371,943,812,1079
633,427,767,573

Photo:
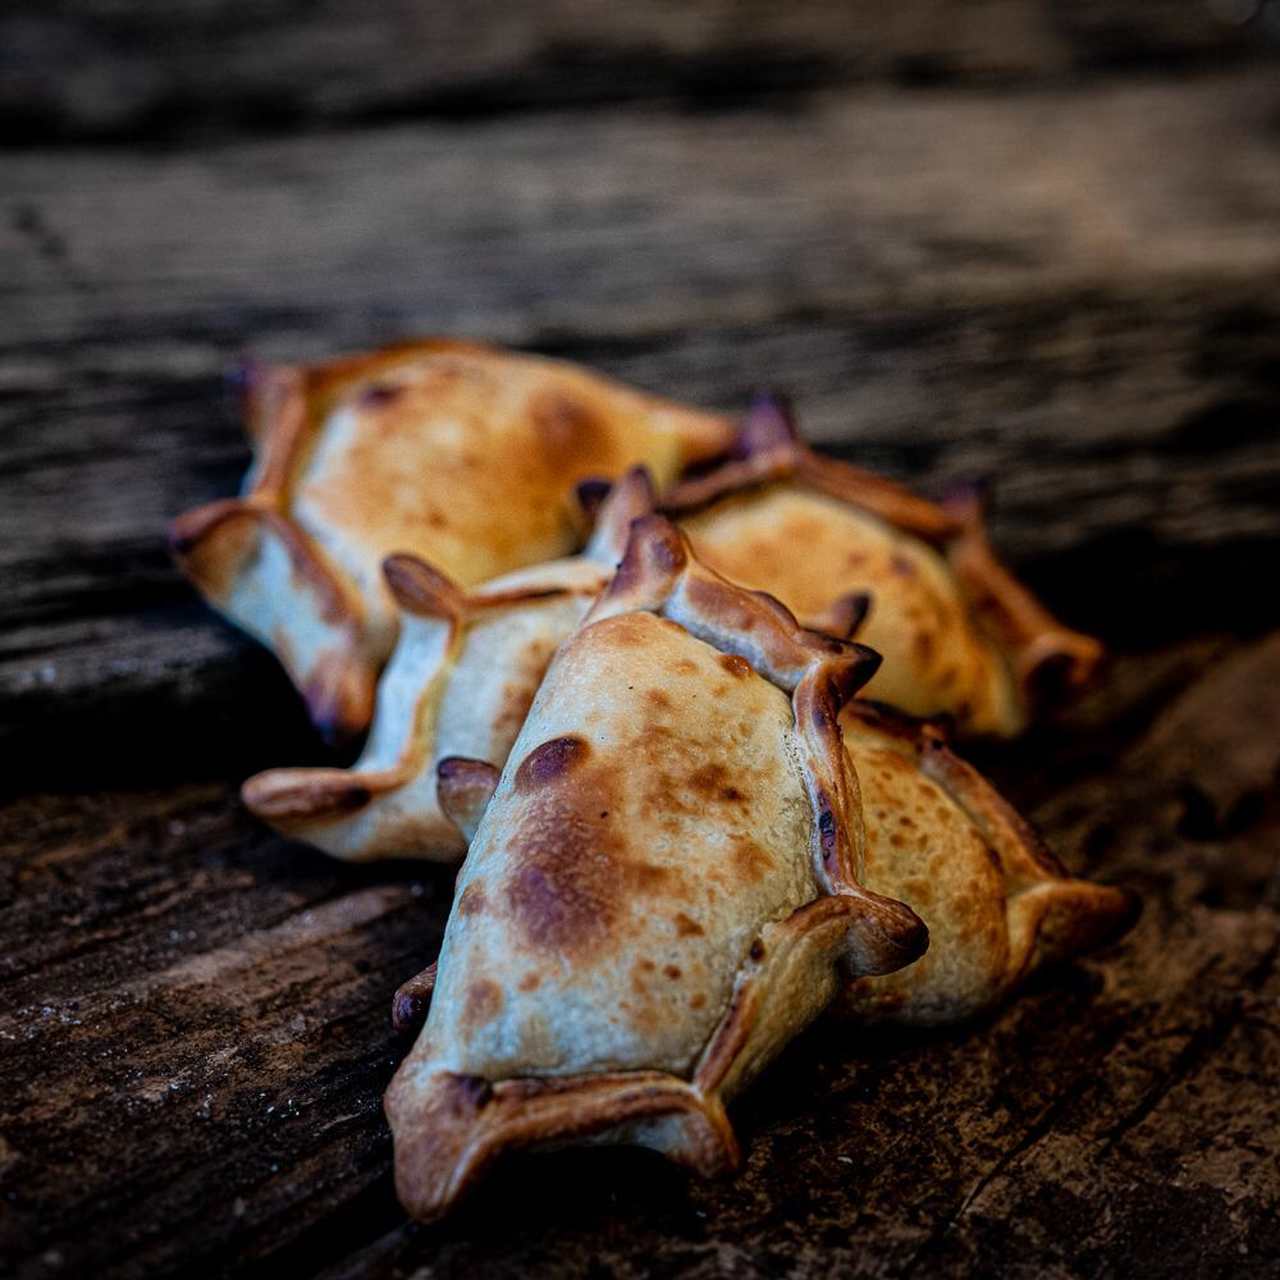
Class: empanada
668,395,1102,736
240,468,656,862
170,340,732,741
839,702,1139,1024
384,516,928,1221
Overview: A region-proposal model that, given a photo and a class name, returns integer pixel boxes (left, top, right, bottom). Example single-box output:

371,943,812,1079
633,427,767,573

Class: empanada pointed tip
576,465,656,520
241,768,375,827
830,591,873,639
240,762,373,824
1020,629,1106,698
845,889,930,977
828,644,883,708
436,757,501,843
392,962,438,1034
167,498,246,561
582,466,659,562
737,390,801,457
382,554,464,619
941,475,993,521
605,514,689,599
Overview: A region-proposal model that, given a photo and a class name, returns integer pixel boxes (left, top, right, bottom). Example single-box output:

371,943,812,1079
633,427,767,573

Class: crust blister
386,517,927,1221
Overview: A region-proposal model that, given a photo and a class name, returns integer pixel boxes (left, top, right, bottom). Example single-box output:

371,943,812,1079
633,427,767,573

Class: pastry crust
170,341,733,741
666,394,1101,737
241,468,656,862
385,517,927,1221
838,701,1139,1024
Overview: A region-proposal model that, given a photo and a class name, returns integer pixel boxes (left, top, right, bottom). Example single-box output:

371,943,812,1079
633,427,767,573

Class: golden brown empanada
240,468,656,862
170,340,732,741
839,701,1138,1024
668,395,1101,737
384,516,928,1221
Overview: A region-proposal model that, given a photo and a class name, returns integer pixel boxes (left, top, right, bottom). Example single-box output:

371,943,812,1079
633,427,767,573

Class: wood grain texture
2,642,1276,1278
4,10,1280,1273
4,71,1280,785
2,1,1273,144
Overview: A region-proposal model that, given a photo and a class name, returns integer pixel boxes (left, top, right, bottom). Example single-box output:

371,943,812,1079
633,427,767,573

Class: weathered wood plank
7,73,1280,349
2,1,1272,145
3,73,1279,787
2,639,1276,1278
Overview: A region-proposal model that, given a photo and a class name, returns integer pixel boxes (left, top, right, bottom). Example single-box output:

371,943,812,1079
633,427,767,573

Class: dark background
3,4,1280,1278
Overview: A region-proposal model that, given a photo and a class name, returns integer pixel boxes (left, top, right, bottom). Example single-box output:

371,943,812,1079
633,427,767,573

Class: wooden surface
3,4,1280,1277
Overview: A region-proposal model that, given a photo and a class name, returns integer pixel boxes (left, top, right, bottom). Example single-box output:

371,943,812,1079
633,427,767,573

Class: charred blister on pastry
665,393,1102,737
384,517,927,1222
836,700,1139,1025
241,469,659,862
171,339,734,741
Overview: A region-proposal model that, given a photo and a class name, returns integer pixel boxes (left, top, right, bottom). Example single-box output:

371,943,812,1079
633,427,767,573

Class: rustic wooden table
3,5,1280,1277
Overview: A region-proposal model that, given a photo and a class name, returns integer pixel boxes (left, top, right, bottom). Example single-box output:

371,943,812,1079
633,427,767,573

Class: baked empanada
384,516,928,1221
839,701,1139,1024
240,468,656,862
170,340,732,741
668,395,1101,737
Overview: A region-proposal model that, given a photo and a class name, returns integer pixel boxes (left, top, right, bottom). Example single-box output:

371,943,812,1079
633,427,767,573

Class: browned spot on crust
731,836,773,882
457,882,487,916
689,993,707,1010
891,553,917,577
673,658,699,676
514,736,590,792
462,979,503,1031
518,972,541,992
630,862,676,893
673,912,704,937
531,390,607,468
646,688,673,710
749,939,766,961
506,858,611,956
503,757,684,959
719,653,752,679
622,999,660,1036
664,965,682,980
688,762,746,806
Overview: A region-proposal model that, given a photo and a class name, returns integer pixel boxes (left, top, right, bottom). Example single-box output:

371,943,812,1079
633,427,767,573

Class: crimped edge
385,1068,739,1223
